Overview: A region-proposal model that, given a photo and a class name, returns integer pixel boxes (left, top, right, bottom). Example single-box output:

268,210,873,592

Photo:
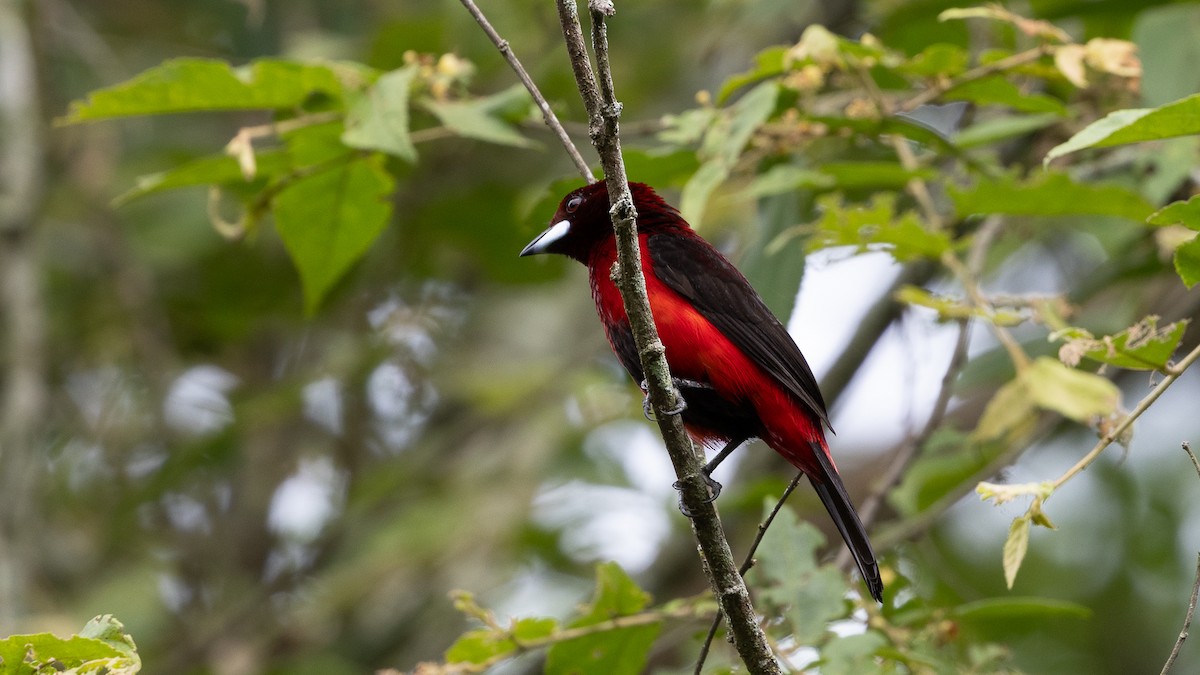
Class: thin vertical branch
457,0,594,182
1162,443,1200,675
553,1,780,672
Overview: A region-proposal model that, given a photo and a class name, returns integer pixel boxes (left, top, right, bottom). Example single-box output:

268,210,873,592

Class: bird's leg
639,377,710,420
699,435,748,499
673,435,749,517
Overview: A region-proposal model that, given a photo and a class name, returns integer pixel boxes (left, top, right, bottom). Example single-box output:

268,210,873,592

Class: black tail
808,443,883,603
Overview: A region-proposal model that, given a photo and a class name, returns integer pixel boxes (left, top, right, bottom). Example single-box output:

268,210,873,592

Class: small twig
898,45,1054,112
694,472,804,674
458,0,594,181
1051,343,1200,491
1161,442,1200,675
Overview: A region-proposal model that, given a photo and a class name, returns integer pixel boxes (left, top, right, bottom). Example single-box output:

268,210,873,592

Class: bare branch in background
458,0,594,182
1161,443,1200,675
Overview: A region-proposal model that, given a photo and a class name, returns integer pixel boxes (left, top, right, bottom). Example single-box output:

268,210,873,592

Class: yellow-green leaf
1025,356,1121,424
1003,515,1031,589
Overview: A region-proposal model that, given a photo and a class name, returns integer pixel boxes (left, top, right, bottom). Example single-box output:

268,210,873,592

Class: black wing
647,233,831,430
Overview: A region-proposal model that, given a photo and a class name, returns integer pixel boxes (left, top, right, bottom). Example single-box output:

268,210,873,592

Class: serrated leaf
423,86,536,149
342,65,418,161
1003,515,1031,589
1056,316,1189,371
272,153,395,313
817,631,889,675
806,194,951,261
0,630,139,675
1046,92,1200,163
545,562,659,675
953,596,1091,621
950,172,1154,221
751,506,848,642
444,629,514,665
63,58,347,122
78,615,139,663
1025,356,1120,424
1149,194,1200,231
1175,236,1200,288
511,617,558,641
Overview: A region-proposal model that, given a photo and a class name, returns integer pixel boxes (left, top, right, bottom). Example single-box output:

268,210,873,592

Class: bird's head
520,181,682,263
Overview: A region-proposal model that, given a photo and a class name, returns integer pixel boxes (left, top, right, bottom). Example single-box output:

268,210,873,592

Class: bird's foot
639,377,712,420
671,473,723,518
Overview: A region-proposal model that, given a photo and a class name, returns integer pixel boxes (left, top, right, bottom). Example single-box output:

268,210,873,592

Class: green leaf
1175,236,1200,288
819,162,937,190
679,159,729,227
805,193,951,261
945,75,1066,115
423,86,536,148
1046,92,1200,163
114,151,291,205
1148,194,1200,231
63,58,347,122
954,113,1061,149
622,148,699,188
0,617,140,674
78,615,140,663
817,631,889,675
545,562,660,675
272,153,395,313
739,165,835,200
1003,515,1031,589
971,376,1037,443
342,65,418,161
581,561,652,619
1056,317,1189,371
1025,356,1121,424
445,629,514,665
953,597,1091,621
511,617,558,642
950,172,1155,221
717,46,788,103
752,505,848,642
898,43,970,77
890,430,1001,516
707,81,779,164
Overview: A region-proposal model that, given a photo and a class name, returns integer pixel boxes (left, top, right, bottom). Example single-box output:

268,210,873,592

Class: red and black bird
521,181,883,602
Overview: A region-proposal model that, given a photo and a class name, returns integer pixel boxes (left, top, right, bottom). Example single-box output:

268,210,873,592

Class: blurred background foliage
2,0,1200,673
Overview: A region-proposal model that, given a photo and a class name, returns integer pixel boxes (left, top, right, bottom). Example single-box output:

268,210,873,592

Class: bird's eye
566,196,583,213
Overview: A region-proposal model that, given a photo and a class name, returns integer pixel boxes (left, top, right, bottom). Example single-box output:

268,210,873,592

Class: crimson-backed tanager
521,181,883,602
